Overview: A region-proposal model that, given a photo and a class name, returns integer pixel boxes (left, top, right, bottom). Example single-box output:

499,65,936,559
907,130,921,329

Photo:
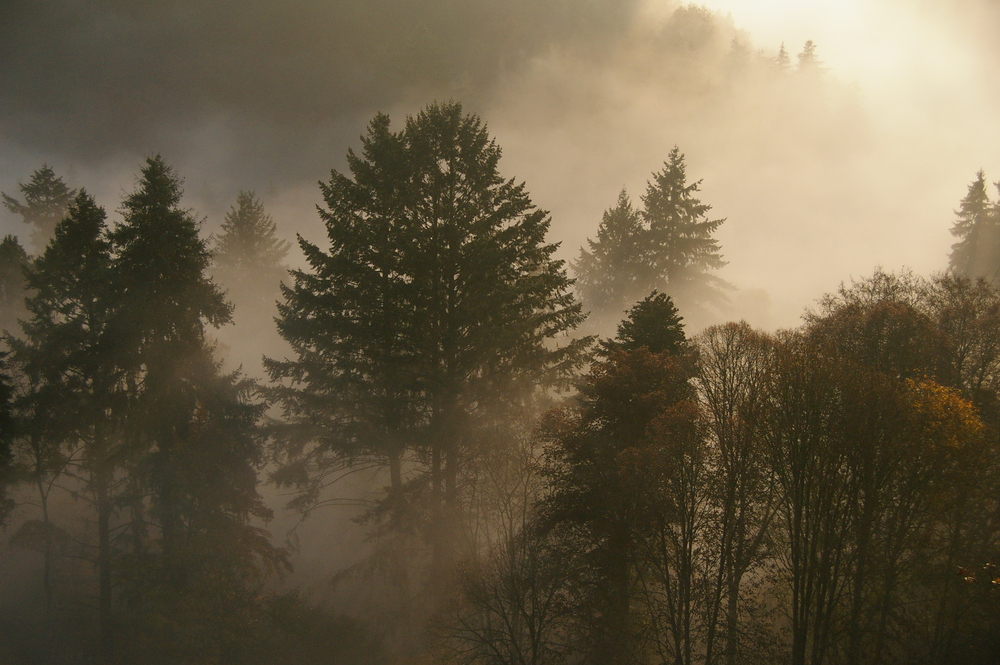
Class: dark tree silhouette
268,102,588,578
539,295,697,664
574,189,649,320
2,165,77,251
575,149,730,327
108,156,283,660
949,170,1000,281
0,235,30,336
9,190,119,651
642,147,730,314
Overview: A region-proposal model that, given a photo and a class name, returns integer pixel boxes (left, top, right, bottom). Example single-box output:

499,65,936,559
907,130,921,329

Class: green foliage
2,165,77,251
268,102,588,543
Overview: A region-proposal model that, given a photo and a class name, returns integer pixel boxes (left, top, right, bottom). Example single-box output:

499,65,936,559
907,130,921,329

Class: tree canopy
575,147,730,327
268,101,588,573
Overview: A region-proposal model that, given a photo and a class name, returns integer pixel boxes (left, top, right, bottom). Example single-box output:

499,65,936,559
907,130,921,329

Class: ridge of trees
1,99,1000,665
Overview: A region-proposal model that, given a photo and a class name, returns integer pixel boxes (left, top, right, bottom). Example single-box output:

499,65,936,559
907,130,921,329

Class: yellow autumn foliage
904,378,984,451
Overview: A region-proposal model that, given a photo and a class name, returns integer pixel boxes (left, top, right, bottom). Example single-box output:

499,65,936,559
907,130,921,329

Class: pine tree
642,146,730,314
0,235,30,337
539,297,698,664
797,40,821,72
574,189,650,322
574,150,730,328
776,42,790,70
2,165,77,251
600,291,686,357
10,190,121,652
108,156,283,658
268,102,588,575
949,170,1000,281
214,190,290,302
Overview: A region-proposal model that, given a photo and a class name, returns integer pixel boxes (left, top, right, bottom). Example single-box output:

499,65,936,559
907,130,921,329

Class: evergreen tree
539,297,698,664
797,40,820,72
574,189,649,322
2,165,77,251
108,156,283,658
776,42,790,70
10,190,120,652
574,150,729,327
642,146,730,313
600,291,686,357
0,235,30,337
214,190,290,302
268,102,588,576
949,170,1000,281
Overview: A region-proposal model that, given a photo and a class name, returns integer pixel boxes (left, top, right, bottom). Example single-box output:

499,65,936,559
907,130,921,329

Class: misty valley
2,99,1000,665
3,2,1000,664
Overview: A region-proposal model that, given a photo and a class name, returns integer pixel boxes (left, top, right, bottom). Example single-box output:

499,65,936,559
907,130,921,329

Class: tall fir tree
268,102,588,578
574,148,729,328
108,156,283,659
214,190,290,303
539,294,696,664
2,165,77,251
10,190,119,653
642,147,730,315
0,235,31,337
574,189,650,323
776,42,791,70
797,40,821,72
949,170,1000,281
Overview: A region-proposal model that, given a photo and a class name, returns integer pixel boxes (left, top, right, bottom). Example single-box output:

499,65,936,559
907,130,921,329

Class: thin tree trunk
96,465,113,661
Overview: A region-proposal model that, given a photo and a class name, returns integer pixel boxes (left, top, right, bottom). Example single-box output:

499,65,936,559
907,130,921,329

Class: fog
5,2,1000,662
4,0,999,330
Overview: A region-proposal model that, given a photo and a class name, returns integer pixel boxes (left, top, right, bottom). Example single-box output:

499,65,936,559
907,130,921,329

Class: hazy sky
2,0,999,330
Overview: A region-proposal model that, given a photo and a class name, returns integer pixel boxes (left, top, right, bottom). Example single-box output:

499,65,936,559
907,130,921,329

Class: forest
3,2,1000,665
1,98,1000,665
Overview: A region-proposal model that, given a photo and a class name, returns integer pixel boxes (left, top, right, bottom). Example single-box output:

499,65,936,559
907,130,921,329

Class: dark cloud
0,0,640,180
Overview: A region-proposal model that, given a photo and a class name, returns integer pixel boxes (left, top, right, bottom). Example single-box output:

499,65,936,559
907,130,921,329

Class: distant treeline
1,101,999,665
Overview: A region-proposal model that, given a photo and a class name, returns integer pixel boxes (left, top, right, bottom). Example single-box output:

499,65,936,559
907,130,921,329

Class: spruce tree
0,235,30,337
2,165,77,251
268,102,588,572
214,190,290,303
776,43,790,70
949,170,1000,281
600,291,686,357
642,146,730,314
108,156,282,658
7,191,117,639
574,189,650,323
539,296,697,664
10,190,121,652
574,149,729,328
797,40,821,72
